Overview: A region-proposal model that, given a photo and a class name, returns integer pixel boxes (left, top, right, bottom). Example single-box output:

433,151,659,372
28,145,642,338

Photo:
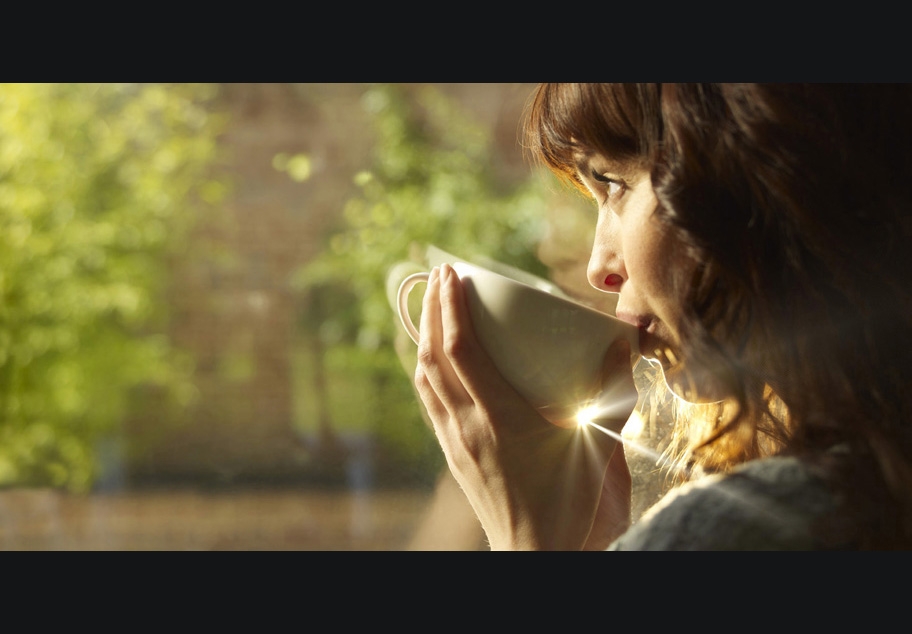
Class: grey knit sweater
608,455,844,550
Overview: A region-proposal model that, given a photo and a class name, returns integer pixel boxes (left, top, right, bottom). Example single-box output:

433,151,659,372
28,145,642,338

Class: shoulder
608,455,843,550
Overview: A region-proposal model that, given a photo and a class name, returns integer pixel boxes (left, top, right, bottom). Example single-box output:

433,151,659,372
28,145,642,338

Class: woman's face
574,150,695,375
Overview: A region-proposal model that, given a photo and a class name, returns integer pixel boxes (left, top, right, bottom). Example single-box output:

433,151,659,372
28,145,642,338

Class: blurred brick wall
125,83,536,485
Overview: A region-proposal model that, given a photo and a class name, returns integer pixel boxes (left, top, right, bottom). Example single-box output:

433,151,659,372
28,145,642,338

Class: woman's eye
591,170,625,201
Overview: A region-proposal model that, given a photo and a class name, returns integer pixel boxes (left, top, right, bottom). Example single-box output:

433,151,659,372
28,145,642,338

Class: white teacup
395,253,639,426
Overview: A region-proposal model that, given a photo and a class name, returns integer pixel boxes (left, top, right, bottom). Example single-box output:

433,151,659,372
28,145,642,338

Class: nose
587,216,624,292
587,255,624,292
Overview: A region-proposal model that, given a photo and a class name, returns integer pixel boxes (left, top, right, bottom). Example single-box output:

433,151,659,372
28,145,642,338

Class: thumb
584,337,639,454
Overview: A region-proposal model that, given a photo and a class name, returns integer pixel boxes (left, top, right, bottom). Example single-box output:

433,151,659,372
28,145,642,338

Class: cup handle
397,272,430,345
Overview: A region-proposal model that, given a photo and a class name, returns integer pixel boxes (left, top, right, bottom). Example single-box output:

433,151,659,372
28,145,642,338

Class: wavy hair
524,83,912,548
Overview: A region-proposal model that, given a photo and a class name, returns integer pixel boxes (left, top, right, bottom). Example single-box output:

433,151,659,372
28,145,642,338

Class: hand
582,440,632,550
413,264,637,550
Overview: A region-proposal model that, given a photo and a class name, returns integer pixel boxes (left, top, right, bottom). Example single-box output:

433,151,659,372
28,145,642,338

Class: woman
412,84,912,550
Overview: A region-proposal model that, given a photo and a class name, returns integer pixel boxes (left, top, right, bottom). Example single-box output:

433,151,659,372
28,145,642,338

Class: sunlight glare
623,409,644,439
574,404,669,466
575,405,598,428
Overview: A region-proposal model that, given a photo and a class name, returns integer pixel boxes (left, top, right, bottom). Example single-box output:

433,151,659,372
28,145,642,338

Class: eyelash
591,171,625,202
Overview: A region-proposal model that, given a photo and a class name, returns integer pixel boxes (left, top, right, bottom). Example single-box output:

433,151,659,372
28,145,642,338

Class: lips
615,311,663,362
615,310,655,332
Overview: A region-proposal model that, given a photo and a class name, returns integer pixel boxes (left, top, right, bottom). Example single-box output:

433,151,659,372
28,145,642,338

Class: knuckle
415,342,436,369
413,368,430,391
442,333,469,362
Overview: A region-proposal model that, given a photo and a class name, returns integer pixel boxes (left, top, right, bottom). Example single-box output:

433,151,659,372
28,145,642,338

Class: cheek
642,220,690,290
627,223,672,292
635,228,693,333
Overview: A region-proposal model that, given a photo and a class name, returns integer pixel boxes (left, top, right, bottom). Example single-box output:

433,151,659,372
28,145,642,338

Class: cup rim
450,259,632,326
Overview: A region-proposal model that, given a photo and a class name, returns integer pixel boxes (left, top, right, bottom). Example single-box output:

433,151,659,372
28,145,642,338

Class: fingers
602,337,638,408
436,264,521,408
414,267,473,423
585,337,639,454
581,441,631,550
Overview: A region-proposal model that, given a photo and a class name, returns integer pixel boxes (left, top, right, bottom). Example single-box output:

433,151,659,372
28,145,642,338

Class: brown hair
524,83,912,548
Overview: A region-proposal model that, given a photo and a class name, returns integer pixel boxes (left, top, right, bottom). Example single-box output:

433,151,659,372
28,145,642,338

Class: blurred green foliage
0,83,226,492
292,84,553,478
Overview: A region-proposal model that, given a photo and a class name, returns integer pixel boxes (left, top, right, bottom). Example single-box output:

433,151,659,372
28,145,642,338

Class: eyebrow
572,151,595,176
574,152,642,183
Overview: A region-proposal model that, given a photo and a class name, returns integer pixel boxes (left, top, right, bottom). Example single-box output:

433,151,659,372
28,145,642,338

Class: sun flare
575,405,598,429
